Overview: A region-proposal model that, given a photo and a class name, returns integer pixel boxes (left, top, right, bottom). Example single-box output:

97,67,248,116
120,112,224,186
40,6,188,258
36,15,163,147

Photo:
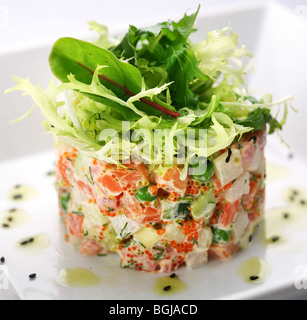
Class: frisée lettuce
6,6,295,176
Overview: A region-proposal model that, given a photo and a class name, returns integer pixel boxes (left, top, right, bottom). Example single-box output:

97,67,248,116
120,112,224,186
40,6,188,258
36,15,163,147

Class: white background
1,0,307,53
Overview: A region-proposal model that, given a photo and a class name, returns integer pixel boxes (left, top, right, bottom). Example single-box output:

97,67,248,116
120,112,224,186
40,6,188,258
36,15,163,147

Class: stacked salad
7,7,294,272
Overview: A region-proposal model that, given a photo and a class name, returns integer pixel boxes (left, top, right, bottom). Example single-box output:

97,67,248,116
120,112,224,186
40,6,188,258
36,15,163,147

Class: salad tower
7,7,293,272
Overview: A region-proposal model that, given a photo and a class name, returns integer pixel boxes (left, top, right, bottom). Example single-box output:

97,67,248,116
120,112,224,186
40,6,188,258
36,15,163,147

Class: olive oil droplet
8,185,39,202
17,233,49,252
1,208,29,228
153,276,187,296
56,268,101,288
237,257,271,283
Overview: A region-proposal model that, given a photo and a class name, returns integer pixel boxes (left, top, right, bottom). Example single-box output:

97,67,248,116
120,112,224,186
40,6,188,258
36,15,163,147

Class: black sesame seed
9,208,17,213
283,213,289,219
163,285,171,291
20,238,34,246
225,148,232,163
2,223,10,228
300,200,306,205
249,235,253,243
0,257,5,264
289,196,295,202
14,184,21,189
13,194,22,200
248,136,257,143
169,273,176,278
271,236,279,242
292,190,299,196
29,273,36,280
249,276,259,281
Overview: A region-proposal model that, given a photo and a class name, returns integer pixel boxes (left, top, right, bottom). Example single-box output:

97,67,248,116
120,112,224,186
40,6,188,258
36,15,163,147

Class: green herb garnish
7,6,294,178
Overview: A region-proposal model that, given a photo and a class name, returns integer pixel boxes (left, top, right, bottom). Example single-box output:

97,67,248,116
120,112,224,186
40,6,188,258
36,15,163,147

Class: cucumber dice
191,190,216,221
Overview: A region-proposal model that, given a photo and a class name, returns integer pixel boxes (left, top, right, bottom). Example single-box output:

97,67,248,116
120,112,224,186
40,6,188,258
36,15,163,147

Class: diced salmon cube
68,212,84,238
240,141,255,168
97,174,123,197
121,192,161,224
209,241,239,261
154,166,188,196
97,163,149,197
217,200,240,228
242,179,259,210
80,239,104,256
76,180,94,197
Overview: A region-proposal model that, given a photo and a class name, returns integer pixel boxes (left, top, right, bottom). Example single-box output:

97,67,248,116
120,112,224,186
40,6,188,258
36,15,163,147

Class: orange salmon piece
112,163,149,190
242,179,259,210
56,151,78,187
68,212,84,238
155,166,188,196
209,241,239,261
97,163,149,197
217,200,240,228
80,239,104,256
240,141,255,168
97,174,123,197
121,192,161,224
76,180,94,197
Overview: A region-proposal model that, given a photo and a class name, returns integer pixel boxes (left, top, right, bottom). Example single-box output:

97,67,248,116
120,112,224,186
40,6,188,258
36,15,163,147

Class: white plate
1,2,307,300
0,141,307,300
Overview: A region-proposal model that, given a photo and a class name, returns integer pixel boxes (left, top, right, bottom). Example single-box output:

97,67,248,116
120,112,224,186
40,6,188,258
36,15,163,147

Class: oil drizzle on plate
259,223,287,249
237,257,271,283
259,209,300,254
17,233,49,252
258,186,307,253
264,188,307,236
56,268,101,288
283,187,307,210
1,208,29,228
264,206,307,234
153,275,187,296
8,184,39,202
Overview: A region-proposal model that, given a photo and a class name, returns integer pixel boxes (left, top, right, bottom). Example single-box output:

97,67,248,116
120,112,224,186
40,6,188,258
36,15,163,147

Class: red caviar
157,228,166,236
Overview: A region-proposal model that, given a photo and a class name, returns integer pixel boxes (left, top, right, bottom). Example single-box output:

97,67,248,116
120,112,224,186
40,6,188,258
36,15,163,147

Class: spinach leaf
234,108,272,131
49,37,178,119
